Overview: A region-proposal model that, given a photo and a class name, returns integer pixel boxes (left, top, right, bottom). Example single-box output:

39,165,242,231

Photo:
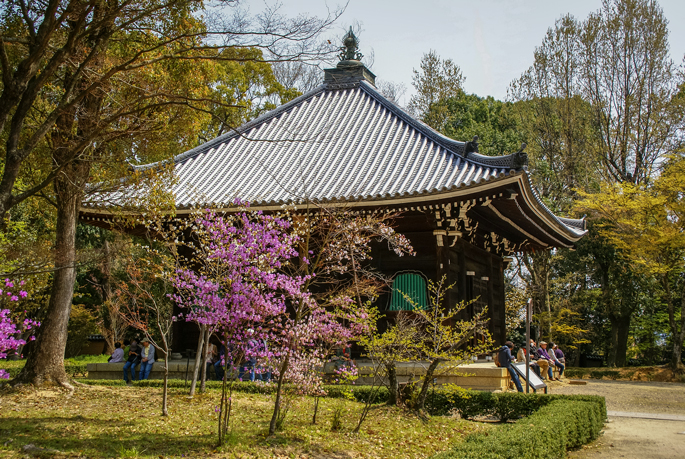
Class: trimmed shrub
433,398,606,459
590,370,621,380
563,368,587,379
564,368,623,380
423,386,605,422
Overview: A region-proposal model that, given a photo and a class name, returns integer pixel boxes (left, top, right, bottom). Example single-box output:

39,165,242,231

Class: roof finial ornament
464,135,479,156
339,26,363,62
513,142,529,169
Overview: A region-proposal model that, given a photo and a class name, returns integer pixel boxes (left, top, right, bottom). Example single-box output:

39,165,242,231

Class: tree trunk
199,326,210,393
416,359,441,412
607,312,630,368
311,396,319,424
386,362,399,406
189,323,206,396
269,354,290,435
665,276,685,372
162,354,169,416
100,239,115,354
13,171,83,387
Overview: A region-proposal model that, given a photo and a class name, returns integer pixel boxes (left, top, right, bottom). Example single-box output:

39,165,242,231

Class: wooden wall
171,210,508,355
372,211,507,346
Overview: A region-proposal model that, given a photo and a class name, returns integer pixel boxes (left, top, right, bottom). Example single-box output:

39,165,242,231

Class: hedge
79,379,604,423
424,388,606,422
433,398,606,459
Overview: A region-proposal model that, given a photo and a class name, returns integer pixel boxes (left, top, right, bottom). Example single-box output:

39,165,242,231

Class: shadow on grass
0,416,217,458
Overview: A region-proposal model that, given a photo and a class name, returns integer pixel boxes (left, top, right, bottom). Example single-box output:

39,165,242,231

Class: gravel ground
551,379,685,458
552,379,685,415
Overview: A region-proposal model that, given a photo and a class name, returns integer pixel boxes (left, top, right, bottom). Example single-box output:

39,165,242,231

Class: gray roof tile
133,81,519,207
85,76,585,241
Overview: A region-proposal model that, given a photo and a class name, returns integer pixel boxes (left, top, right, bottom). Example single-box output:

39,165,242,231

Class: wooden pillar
433,229,450,310
487,253,495,340
498,258,507,344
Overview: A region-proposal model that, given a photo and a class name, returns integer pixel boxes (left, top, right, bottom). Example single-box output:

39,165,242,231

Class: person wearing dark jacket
123,339,141,383
499,341,523,392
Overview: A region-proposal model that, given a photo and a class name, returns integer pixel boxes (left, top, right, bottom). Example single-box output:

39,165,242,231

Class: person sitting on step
138,338,155,381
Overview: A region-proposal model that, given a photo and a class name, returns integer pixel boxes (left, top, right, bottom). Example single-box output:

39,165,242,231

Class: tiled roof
133,80,525,208
86,66,585,243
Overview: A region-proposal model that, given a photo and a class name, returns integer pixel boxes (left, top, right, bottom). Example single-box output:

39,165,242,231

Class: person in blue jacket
499,341,523,392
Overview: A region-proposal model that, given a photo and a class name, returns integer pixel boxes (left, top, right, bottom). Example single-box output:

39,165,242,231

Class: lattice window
388,273,428,311
471,278,488,315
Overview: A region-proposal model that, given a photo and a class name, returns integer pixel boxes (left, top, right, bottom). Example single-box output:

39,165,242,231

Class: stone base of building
86,360,199,381
325,360,511,392
87,359,511,391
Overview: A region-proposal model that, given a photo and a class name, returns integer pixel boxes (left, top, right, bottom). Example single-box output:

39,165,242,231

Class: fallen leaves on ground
0,384,488,458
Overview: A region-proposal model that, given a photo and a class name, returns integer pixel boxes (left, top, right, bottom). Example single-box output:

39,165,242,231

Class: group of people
109,332,272,384
107,338,156,383
499,339,566,392
204,332,272,382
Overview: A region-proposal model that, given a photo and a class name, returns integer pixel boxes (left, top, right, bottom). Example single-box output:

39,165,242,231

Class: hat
539,341,547,345
140,337,150,343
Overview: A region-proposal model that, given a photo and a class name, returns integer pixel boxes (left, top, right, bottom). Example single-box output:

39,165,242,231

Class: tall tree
577,154,685,371
580,0,682,185
425,92,523,156
408,50,464,122
2,0,341,387
508,14,600,346
509,1,683,366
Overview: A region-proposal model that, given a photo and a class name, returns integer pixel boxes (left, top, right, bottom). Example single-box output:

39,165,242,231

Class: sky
256,0,685,104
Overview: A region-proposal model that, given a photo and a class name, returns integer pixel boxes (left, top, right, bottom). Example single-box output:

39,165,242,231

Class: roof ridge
357,81,529,171
357,81,466,155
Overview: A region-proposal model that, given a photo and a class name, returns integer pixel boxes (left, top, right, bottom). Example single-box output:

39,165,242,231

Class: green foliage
408,50,464,120
426,93,524,156
434,398,606,459
199,47,301,141
589,370,621,380
577,155,685,369
65,305,100,358
424,385,605,421
564,368,622,380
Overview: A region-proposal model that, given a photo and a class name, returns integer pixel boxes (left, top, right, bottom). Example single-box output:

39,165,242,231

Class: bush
434,398,606,459
563,368,587,379
590,370,621,380
423,386,605,422
65,304,99,358
563,368,623,380
0,354,108,379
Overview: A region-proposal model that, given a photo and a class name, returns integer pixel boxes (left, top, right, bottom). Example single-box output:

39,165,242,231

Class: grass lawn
0,384,487,458
0,355,109,379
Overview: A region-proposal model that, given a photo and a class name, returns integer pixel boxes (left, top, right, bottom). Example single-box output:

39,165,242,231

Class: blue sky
263,0,685,103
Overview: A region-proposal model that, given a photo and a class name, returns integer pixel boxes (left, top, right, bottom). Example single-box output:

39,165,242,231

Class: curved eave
81,170,585,248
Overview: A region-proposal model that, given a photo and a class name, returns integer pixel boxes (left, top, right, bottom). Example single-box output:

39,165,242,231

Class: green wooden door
388,273,428,311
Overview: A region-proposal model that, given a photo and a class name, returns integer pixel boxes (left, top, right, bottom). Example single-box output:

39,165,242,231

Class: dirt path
551,379,685,458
